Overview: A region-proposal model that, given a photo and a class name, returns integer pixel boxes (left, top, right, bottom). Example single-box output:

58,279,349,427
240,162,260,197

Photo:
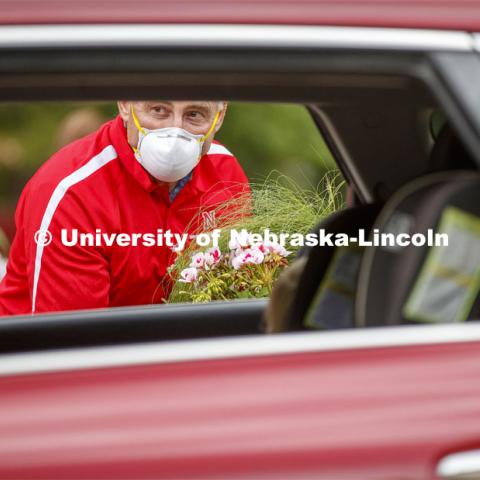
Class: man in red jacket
0,101,249,315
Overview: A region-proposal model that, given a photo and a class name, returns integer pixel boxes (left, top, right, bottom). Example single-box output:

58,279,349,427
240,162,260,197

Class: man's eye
188,111,205,119
152,107,167,114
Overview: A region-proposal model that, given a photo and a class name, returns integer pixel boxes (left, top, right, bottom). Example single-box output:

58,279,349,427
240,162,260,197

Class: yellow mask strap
131,105,146,136
200,110,221,142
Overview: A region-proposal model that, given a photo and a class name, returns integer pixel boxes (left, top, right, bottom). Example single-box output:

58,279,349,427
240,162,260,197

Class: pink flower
257,243,269,254
204,246,222,268
250,246,266,262
179,267,198,283
190,252,205,269
229,238,241,250
228,235,249,251
265,242,291,257
231,255,245,270
232,247,265,270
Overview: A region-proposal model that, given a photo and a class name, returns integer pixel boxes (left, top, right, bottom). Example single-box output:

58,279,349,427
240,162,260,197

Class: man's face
118,100,226,156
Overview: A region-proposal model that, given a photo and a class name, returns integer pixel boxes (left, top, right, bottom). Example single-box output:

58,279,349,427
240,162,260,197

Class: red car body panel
1,340,480,479
1,0,480,31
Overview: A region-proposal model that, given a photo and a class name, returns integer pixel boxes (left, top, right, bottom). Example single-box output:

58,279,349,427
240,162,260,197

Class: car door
1,323,480,479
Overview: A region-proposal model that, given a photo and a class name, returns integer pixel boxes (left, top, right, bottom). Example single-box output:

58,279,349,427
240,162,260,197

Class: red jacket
0,116,249,315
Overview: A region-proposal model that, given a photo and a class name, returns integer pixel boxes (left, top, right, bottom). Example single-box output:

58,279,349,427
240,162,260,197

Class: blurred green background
0,102,339,240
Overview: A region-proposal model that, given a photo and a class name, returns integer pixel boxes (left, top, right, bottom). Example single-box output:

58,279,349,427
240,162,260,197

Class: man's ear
117,101,131,123
214,102,228,133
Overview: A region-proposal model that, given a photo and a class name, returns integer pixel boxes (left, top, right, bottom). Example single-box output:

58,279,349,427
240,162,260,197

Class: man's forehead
143,100,217,110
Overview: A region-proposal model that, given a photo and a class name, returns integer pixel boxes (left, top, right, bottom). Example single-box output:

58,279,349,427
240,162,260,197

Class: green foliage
217,102,336,184
0,102,117,204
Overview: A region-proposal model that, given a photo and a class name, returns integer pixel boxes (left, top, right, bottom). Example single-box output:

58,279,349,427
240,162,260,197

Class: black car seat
356,170,480,327
264,202,382,332
264,122,478,332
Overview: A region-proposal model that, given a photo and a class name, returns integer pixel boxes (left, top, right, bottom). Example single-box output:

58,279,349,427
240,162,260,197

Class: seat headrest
429,124,476,172
356,171,480,327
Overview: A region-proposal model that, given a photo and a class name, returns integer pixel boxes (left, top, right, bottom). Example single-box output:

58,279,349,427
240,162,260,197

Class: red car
0,0,480,478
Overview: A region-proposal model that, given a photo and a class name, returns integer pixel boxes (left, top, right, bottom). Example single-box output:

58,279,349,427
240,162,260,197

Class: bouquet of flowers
165,172,344,303
170,240,291,302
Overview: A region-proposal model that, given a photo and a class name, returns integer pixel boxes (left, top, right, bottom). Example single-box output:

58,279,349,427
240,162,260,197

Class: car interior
0,43,479,353
269,132,480,333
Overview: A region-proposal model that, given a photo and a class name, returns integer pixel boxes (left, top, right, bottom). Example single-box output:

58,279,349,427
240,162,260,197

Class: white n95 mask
131,106,220,183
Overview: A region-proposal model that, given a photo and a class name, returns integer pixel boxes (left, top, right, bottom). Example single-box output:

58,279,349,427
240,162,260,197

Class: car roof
1,0,480,31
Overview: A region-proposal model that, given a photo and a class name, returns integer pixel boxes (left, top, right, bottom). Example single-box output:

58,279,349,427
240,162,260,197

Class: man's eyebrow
184,102,212,113
146,101,173,108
